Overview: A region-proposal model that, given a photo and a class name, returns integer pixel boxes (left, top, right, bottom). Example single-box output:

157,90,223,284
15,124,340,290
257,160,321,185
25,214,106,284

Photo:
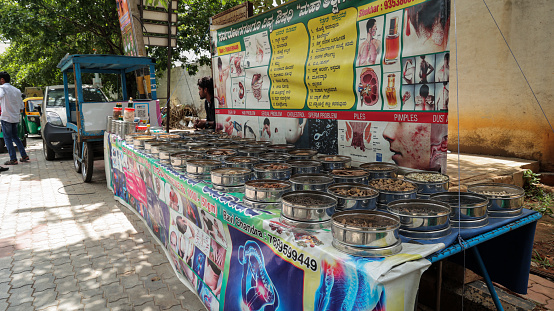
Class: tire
73,140,82,173
81,142,94,182
0,138,6,154
43,138,55,161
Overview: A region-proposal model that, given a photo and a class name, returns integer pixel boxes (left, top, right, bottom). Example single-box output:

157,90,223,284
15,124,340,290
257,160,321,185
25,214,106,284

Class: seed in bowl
362,164,393,170
407,172,448,182
256,182,288,189
331,169,367,176
476,190,509,196
369,179,416,191
330,187,377,197
208,150,235,155
258,164,289,170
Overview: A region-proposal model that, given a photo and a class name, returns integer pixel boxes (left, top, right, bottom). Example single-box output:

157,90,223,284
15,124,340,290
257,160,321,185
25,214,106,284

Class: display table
104,134,539,311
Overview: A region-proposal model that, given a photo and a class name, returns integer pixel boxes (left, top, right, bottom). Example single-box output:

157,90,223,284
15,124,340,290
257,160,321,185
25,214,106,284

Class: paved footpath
0,138,205,311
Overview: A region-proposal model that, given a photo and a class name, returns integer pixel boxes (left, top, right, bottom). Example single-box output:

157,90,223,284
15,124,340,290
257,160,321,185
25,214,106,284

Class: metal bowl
186,159,222,175
327,183,379,212
329,168,371,184
125,133,145,144
253,163,292,180
429,192,489,221
159,148,181,162
405,172,450,194
467,183,525,212
387,199,451,232
281,191,337,222
289,173,334,191
190,146,214,153
244,179,292,202
132,136,155,149
156,134,181,141
244,141,271,148
316,155,352,172
368,178,419,205
242,198,281,210
267,144,296,152
149,143,174,158
205,149,238,162
170,151,204,167
211,167,252,186
287,149,318,160
224,156,259,170
287,160,322,175
258,152,291,163
360,162,399,180
220,144,243,151
237,147,266,157
183,142,209,151
331,210,400,248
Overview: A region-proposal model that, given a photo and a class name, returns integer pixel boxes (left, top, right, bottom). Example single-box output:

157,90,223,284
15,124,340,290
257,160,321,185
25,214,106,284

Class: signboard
117,0,140,56
211,2,254,26
141,0,178,47
211,0,451,173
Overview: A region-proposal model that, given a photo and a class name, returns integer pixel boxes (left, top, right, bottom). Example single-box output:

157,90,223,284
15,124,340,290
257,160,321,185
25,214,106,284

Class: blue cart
57,54,157,182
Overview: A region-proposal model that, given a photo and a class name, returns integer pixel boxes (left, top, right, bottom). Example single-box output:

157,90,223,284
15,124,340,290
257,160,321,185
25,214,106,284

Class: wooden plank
142,10,177,23
144,23,177,35
143,36,176,47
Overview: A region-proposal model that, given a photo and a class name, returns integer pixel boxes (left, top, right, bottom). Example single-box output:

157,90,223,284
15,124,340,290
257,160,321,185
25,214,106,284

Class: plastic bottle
128,97,133,108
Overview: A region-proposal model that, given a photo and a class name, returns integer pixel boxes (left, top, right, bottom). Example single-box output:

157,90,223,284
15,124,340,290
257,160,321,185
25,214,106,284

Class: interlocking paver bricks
32,289,58,309
7,284,34,305
6,301,35,311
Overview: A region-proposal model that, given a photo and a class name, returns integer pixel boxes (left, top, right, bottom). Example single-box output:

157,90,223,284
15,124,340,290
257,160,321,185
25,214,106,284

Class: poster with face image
212,0,450,173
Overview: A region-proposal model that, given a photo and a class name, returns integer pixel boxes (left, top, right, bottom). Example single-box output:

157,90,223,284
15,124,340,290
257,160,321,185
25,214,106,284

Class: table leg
472,246,505,311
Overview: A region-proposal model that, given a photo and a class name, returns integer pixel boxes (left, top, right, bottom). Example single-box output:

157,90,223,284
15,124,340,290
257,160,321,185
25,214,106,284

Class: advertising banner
107,135,445,310
211,0,450,173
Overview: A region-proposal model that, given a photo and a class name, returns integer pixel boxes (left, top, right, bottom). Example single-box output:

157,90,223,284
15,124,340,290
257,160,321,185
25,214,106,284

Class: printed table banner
106,134,445,310
211,0,450,173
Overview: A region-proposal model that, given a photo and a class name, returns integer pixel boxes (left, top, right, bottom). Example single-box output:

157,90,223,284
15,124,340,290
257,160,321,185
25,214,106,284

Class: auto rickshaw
23,97,42,135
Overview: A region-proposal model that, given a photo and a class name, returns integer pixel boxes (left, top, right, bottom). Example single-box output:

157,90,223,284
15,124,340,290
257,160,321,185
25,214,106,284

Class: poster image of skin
223,226,304,311
244,32,271,68
214,55,232,108
401,84,416,111
402,0,451,56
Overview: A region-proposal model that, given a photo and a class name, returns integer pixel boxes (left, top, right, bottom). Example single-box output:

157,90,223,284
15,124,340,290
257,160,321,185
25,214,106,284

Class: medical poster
212,0,450,173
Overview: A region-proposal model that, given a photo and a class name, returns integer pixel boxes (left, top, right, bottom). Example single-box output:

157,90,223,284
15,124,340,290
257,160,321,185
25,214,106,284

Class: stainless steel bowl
170,151,203,167
224,156,259,170
287,160,322,175
211,167,252,186
190,146,214,153
220,144,243,151
184,142,209,151
132,136,155,149
159,148,181,163
405,172,450,194
331,210,400,248
143,140,161,152
329,168,371,184
156,134,181,141
289,173,334,191
327,183,379,212
244,141,271,148
317,155,352,172
125,133,144,144
244,180,292,202
149,143,174,158
429,192,489,221
387,199,451,232
237,147,266,157
258,152,291,163
287,149,318,160
242,198,281,210
253,163,292,180
467,183,524,212
205,149,238,162
360,162,398,180
281,191,337,222
369,178,419,205
267,144,296,152
186,159,222,175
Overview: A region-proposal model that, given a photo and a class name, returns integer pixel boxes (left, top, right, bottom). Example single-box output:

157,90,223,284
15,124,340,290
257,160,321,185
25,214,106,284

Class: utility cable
481,0,553,134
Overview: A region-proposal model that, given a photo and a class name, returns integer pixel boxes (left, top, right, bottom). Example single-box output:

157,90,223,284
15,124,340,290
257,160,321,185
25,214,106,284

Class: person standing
194,76,215,129
0,71,29,165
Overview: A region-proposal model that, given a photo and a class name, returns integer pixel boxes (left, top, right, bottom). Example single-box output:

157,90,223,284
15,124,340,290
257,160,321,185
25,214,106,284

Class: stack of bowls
467,183,524,218
429,192,489,228
404,172,450,199
289,174,334,191
387,199,452,239
327,183,379,212
287,160,322,175
316,155,352,172
329,168,371,184
360,162,398,180
186,159,221,181
253,163,292,180
331,210,402,257
224,156,259,170
211,167,252,193
243,180,292,210
280,191,337,225
368,178,418,210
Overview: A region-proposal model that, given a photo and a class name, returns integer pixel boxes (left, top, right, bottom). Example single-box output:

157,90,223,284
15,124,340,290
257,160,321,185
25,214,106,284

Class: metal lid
368,178,418,193
405,172,450,184
253,163,291,172
287,160,322,167
387,199,451,217
467,183,524,198
289,173,333,185
332,210,400,231
429,192,489,208
281,191,337,208
329,168,370,177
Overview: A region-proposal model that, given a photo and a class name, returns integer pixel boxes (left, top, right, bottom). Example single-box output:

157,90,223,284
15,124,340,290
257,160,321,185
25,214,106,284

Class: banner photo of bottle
212,0,450,173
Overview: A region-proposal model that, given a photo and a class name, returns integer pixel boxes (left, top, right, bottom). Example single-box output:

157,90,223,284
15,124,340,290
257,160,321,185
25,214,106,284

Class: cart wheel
81,142,94,182
43,138,55,161
0,138,6,154
73,140,82,173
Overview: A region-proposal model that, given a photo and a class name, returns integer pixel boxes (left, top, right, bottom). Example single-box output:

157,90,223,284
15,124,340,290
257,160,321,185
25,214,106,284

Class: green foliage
532,250,553,269
523,170,553,216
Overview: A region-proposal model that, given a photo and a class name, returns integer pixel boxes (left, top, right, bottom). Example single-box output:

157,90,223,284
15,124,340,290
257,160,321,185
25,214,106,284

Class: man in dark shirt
194,77,215,129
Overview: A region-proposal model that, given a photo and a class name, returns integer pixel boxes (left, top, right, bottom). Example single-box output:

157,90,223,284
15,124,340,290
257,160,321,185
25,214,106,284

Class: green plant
532,250,553,269
522,170,553,216
523,170,543,197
